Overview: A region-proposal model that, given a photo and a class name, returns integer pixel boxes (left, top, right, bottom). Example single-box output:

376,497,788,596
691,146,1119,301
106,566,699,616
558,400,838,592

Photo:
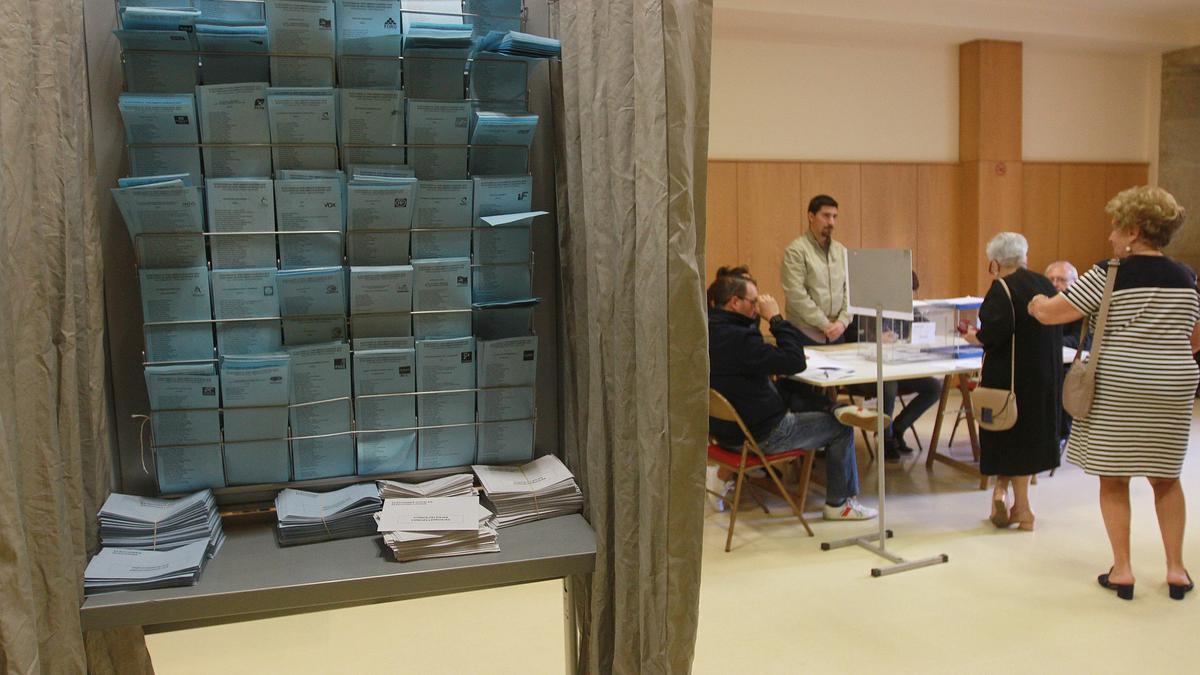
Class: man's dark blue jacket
708,308,808,447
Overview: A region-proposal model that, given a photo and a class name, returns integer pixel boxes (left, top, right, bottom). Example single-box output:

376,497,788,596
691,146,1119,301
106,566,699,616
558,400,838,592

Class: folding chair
707,389,816,552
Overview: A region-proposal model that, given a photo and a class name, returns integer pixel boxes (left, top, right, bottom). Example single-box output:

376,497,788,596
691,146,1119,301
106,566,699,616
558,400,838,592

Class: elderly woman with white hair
963,231,1062,532
1029,186,1198,601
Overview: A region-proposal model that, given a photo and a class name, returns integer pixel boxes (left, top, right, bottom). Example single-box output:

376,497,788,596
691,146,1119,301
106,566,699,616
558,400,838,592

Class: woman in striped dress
1029,186,1199,601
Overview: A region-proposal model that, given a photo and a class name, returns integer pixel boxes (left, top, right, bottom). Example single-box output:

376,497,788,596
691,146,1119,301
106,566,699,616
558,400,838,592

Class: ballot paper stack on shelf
472,454,582,527
274,482,383,546
375,494,499,562
85,489,224,594
377,473,477,499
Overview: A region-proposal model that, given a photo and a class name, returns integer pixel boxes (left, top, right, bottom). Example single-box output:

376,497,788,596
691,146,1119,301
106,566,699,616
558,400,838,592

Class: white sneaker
833,405,889,432
714,480,736,512
823,497,878,521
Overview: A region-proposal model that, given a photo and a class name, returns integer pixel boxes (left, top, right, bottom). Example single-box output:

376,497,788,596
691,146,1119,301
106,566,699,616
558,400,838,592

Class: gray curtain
0,0,154,671
552,1,713,672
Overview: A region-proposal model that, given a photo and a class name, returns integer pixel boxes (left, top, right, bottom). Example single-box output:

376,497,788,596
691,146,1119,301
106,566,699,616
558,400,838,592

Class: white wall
709,34,1162,168
707,34,959,162
1022,48,1161,165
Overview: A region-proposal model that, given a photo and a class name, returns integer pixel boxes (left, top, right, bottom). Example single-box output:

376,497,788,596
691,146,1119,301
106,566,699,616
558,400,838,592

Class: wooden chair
707,389,816,552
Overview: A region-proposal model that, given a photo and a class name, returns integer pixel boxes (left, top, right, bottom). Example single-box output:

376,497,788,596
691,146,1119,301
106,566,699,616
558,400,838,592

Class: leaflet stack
472,454,582,528
274,483,383,546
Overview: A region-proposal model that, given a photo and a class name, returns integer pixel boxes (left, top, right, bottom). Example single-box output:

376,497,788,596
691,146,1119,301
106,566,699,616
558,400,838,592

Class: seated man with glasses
707,265,879,521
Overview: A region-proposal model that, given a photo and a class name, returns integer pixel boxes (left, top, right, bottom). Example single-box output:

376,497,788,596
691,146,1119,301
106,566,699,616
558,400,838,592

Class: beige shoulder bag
1062,258,1120,419
973,278,1019,431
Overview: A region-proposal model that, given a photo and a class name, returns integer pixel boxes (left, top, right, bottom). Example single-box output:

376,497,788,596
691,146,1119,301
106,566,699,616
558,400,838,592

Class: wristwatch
768,314,785,327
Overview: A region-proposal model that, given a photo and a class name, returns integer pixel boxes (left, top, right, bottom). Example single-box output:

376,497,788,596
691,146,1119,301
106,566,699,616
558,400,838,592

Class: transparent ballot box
854,296,983,362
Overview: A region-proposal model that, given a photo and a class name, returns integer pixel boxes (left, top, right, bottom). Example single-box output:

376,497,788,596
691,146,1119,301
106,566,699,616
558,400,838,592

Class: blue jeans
760,411,859,504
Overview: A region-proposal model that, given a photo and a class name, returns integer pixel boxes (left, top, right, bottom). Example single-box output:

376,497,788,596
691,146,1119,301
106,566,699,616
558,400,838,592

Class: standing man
781,194,851,345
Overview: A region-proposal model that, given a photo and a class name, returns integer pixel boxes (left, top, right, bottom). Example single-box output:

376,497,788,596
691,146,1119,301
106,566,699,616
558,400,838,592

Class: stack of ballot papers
98,489,224,556
377,473,476,499
85,489,224,594
472,454,583,528
476,30,561,58
274,483,383,546
375,495,500,562
84,541,211,594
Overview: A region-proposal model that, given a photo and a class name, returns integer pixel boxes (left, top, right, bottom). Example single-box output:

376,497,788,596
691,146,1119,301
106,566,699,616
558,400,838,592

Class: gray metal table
81,514,596,672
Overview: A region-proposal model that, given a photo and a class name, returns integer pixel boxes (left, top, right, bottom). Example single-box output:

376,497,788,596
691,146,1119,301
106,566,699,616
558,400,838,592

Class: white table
792,344,1079,490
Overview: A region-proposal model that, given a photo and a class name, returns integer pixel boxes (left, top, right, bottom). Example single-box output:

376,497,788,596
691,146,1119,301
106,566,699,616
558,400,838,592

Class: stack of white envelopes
376,495,499,562
86,489,224,593
274,483,383,546
378,473,476,499
472,454,583,528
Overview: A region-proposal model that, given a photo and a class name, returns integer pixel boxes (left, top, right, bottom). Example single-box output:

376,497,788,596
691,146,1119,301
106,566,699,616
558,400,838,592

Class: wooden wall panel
735,162,802,304
704,161,740,287
916,164,960,299
860,164,918,253
799,163,862,248
960,40,1022,162
1105,164,1150,204
1059,164,1111,272
962,160,1024,295
1022,163,1062,275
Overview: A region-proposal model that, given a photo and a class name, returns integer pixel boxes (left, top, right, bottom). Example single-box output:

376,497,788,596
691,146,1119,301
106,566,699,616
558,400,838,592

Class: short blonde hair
1106,186,1186,249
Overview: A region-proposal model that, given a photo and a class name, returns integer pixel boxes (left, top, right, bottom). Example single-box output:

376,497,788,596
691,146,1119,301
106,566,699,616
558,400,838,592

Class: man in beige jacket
781,194,851,345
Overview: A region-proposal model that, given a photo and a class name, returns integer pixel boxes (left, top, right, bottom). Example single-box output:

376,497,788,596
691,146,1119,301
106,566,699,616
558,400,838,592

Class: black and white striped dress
1063,256,1200,478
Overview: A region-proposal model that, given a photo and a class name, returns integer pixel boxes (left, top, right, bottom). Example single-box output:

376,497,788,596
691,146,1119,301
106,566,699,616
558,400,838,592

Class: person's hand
963,326,981,346
1027,294,1047,317
756,293,781,321
824,320,846,341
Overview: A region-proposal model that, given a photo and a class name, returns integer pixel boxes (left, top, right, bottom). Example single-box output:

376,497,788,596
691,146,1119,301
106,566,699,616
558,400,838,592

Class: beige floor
147,394,1200,673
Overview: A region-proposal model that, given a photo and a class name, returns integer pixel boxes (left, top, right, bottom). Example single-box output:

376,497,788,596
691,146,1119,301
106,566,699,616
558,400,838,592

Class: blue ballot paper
350,266,413,315
114,29,198,94
400,0,464,33
338,89,406,167
156,443,226,493
474,212,542,265
472,263,530,304
475,335,536,463
336,0,403,87
194,23,270,85
277,266,347,316
412,257,472,310
468,54,528,104
287,342,355,479
475,29,562,58
220,353,292,484
140,267,212,323
413,180,472,258
118,173,197,188
349,164,415,181
267,87,338,170
265,0,336,86
353,347,418,474
274,177,345,269
472,175,532,219
145,364,222,447
282,316,348,345
195,83,272,177
465,0,521,38
120,6,201,32
416,337,477,468
211,268,282,355
402,23,473,100
346,180,417,265
205,178,277,268
471,111,538,146
113,181,206,268
407,100,471,180
118,94,203,179
354,336,415,350
413,311,472,339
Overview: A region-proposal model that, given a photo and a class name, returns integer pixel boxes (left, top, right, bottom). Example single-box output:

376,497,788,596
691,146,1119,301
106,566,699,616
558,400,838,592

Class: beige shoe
833,405,890,432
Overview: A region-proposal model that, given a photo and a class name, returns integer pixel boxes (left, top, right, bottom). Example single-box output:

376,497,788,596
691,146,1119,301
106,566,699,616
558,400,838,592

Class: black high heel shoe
1169,572,1193,601
1098,568,1134,600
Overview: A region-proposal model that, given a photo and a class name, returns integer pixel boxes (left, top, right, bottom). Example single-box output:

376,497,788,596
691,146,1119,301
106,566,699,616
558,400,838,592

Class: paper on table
472,453,572,493
376,495,481,531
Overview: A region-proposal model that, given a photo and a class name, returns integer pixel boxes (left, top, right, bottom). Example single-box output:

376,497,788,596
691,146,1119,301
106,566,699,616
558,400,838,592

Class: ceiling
713,0,1200,53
